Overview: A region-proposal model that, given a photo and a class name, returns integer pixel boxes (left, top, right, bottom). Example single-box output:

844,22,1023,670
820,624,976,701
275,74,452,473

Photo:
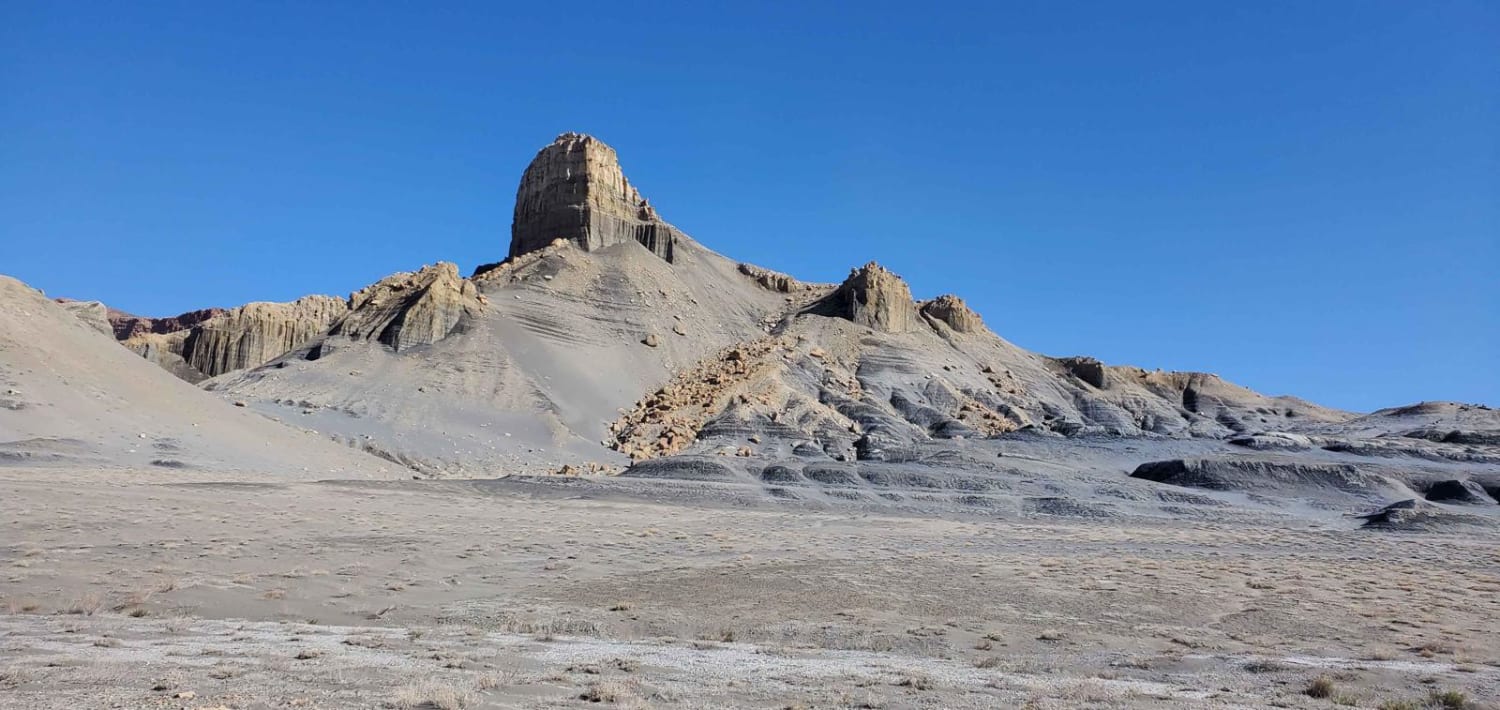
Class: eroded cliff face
807,262,920,333
184,296,349,376
920,294,984,334
109,306,226,340
329,262,481,352
120,295,349,381
509,133,683,262
54,299,114,337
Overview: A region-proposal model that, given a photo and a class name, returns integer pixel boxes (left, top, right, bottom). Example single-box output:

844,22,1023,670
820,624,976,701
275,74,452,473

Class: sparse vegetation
1428,690,1469,709
474,673,504,690
64,592,105,616
389,680,474,710
578,679,643,704
895,673,934,690
1305,675,1335,699
207,666,239,680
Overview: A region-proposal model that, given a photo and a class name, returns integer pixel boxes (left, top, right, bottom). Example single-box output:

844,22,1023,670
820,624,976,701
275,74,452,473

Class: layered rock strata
121,295,348,381
109,306,225,340
510,133,683,262
919,294,984,334
807,262,920,333
329,262,481,352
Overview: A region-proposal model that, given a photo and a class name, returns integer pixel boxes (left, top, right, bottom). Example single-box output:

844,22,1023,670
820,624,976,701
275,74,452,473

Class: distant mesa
509,132,684,263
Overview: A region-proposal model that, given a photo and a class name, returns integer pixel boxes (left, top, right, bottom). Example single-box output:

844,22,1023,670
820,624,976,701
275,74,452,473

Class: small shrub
1429,690,1468,709
207,666,239,680
895,674,934,690
1305,676,1335,699
474,674,504,690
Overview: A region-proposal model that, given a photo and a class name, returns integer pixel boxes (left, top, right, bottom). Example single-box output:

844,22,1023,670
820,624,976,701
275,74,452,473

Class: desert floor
2,468,1497,709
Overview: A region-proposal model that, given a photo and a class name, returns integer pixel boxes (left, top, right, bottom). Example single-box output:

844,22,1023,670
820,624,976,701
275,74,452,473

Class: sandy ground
2,467,1497,709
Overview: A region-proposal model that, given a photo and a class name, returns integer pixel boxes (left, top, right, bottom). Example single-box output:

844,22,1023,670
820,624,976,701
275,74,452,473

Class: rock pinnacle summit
509,133,684,262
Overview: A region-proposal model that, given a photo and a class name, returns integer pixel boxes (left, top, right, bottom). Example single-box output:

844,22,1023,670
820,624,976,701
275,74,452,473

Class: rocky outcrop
121,331,207,382
919,294,983,334
115,295,347,381
738,263,804,293
186,296,348,376
609,338,787,460
54,299,114,336
108,306,225,340
1358,499,1497,532
807,262,919,333
510,133,683,263
1130,457,1403,500
329,262,481,352
1056,356,1109,389
1423,479,1496,505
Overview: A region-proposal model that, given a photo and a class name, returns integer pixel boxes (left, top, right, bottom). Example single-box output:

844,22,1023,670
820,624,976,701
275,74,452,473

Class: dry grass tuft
389,680,475,709
1305,675,1335,699
578,679,644,705
64,592,106,616
1428,690,1469,709
895,673,934,690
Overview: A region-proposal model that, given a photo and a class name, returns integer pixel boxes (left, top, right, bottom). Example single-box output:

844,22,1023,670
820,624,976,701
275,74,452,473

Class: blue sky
2,1,1495,412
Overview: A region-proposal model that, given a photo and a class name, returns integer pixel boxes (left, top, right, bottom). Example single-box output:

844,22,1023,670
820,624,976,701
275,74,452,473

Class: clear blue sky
2,2,1495,412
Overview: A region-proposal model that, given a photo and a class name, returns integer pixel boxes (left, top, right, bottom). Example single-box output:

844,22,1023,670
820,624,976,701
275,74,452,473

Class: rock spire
509,133,683,262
